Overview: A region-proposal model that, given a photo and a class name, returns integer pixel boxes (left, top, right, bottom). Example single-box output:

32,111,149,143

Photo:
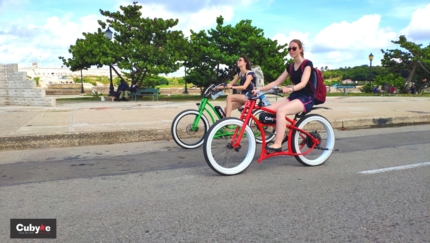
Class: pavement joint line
105,109,123,127
70,110,75,132
15,112,38,134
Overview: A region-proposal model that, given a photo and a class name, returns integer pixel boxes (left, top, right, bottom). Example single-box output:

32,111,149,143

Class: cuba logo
10,219,56,239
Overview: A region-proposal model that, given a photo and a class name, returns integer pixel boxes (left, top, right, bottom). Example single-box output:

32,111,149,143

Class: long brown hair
290,39,304,57
240,55,252,70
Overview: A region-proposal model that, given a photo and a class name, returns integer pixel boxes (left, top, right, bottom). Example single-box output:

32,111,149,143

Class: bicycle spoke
203,118,256,175
171,110,208,149
291,114,335,166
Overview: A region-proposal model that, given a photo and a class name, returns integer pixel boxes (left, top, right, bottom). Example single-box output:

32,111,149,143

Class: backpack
289,59,326,105
251,65,264,88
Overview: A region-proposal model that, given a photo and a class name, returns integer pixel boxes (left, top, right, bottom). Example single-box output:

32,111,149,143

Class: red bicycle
203,88,335,176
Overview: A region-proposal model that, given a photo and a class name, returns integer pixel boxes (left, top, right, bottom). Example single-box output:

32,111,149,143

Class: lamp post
80,70,85,94
104,26,114,96
183,65,188,94
369,53,374,83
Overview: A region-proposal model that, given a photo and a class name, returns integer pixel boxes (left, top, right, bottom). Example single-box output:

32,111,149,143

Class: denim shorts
288,93,314,112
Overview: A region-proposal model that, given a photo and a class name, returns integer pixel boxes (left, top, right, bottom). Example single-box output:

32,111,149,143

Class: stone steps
0,64,55,107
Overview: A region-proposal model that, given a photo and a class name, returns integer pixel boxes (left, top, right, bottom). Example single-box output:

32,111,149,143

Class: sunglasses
288,47,298,52
237,59,244,62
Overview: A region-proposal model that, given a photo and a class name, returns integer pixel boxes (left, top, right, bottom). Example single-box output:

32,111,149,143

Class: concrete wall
0,64,55,107
45,83,94,95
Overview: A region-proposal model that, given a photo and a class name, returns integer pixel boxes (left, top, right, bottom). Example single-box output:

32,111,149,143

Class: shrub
34,77,40,87
359,83,373,93
91,91,101,97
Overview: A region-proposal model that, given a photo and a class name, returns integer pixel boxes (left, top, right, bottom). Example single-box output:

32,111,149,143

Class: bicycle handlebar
213,83,227,90
245,87,284,100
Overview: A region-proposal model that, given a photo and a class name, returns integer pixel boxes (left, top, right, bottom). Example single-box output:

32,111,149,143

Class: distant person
119,81,139,101
373,85,381,94
129,81,139,93
410,85,417,94
389,85,397,94
114,80,129,101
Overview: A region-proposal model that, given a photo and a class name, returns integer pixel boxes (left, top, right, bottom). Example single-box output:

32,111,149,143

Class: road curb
1,115,429,151
0,129,171,152
331,114,430,130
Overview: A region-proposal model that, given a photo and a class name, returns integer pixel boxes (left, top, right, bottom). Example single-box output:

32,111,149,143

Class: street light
369,53,374,83
183,65,188,94
104,26,114,96
80,70,85,94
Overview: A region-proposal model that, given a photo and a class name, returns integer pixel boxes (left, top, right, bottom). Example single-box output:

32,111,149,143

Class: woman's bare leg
270,99,304,149
225,94,247,117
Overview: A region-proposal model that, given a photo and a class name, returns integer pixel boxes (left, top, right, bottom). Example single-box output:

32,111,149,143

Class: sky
1,0,429,76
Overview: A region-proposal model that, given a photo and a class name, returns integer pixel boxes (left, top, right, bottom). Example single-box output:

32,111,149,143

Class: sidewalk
0,96,429,151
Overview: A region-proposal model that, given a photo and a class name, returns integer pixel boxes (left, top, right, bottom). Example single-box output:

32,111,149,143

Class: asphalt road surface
0,125,429,242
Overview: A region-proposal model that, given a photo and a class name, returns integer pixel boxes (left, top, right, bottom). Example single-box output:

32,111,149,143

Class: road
0,125,429,242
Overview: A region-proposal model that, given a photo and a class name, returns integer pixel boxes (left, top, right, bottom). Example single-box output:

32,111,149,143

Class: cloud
0,0,28,15
0,0,236,67
131,0,260,13
298,14,398,68
272,31,311,53
139,3,234,37
400,3,430,41
0,11,101,67
312,15,397,53
270,15,398,69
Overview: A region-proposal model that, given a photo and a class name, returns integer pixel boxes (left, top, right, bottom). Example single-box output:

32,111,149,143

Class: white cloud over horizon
400,3,430,41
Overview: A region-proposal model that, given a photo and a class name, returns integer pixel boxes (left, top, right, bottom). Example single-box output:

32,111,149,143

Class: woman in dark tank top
222,55,256,117
253,39,315,153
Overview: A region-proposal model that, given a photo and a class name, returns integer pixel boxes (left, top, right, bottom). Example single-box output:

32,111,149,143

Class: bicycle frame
182,83,223,132
230,97,322,163
186,97,223,133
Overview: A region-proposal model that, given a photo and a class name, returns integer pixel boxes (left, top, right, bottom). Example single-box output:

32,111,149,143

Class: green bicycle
171,83,275,149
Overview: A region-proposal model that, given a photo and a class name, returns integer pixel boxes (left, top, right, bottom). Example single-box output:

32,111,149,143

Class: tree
185,16,288,89
381,35,430,91
59,2,187,88
59,31,112,72
339,65,383,82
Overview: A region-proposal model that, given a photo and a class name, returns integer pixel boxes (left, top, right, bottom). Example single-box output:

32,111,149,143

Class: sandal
266,144,282,153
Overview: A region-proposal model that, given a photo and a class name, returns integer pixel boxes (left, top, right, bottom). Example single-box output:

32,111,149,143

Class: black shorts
287,93,314,112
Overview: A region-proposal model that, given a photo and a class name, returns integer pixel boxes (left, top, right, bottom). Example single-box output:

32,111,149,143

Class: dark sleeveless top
238,71,256,95
287,61,314,97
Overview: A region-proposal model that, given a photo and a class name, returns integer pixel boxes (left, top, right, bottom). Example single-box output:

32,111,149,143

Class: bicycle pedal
265,147,282,154
266,150,283,154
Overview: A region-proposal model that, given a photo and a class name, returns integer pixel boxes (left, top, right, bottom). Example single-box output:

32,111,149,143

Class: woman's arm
226,75,239,89
217,74,239,90
257,70,289,92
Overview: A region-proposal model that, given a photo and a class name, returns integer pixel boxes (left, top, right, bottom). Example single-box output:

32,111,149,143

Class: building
18,63,117,84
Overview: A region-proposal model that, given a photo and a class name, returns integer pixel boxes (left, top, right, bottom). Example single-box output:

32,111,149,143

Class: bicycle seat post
240,99,256,122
